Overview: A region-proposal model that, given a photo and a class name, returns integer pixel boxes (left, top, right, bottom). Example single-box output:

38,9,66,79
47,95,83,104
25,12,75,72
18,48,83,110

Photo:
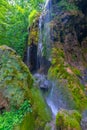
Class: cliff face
48,0,87,111
50,0,87,70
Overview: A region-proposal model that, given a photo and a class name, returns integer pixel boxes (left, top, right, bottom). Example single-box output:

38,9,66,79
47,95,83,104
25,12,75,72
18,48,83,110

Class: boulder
56,109,82,130
0,45,33,110
34,73,51,90
0,45,34,130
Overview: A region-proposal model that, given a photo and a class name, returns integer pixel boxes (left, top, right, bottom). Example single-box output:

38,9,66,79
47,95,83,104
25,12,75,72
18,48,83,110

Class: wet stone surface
34,73,52,90
81,110,87,130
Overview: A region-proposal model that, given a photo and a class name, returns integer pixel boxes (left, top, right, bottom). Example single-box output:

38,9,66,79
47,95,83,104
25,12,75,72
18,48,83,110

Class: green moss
28,10,38,27
0,45,33,109
48,47,87,111
0,45,34,130
14,113,35,130
30,87,51,130
56,109,81,130
71,67,82,76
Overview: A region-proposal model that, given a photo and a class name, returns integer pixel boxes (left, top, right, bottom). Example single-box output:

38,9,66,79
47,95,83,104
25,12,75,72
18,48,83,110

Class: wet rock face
81,118,87,130
81,110,87,130
50,0,87,69
0,45,33,111
34,73,51,90
29,43,37,72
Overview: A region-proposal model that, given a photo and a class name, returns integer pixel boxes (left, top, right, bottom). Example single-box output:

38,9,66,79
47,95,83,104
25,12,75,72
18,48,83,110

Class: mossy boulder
30,87,51,130
0,45,51,130
0,45,33,130
48,47,87,111
56,109,82,130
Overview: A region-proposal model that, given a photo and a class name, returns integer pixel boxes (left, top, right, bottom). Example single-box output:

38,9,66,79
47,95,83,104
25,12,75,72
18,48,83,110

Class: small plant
0,100,32,130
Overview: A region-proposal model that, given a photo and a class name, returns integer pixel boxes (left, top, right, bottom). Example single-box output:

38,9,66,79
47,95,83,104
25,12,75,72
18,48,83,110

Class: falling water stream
36,0,57,117
37,0,52,69
27,0,69,118
25,0,87,129
26,0,75,118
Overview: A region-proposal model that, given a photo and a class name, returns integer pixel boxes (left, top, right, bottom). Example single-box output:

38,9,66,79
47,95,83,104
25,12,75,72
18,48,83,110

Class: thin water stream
34,73,70,118
27,0,70,118
25,0,87,129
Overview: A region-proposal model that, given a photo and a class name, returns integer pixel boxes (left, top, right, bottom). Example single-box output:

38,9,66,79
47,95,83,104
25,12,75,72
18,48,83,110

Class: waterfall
37,0,52,70
46,81,69,117
34,73,71,117
27,0,75,118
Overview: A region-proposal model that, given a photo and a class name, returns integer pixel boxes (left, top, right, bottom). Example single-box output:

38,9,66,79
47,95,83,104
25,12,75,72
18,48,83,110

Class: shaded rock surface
47,0,87,113
34,73,51,90
49,0,87,70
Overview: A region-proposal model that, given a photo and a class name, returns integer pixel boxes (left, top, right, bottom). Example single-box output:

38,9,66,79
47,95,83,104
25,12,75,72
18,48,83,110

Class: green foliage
29,0,45,10
0,100,32,130
0,1,29,57
29,10,38,27
71,67,82,76
0,0,44,57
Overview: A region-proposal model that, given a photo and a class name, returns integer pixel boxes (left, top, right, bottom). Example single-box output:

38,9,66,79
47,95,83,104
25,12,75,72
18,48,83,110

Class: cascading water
25,0,76,120
34,73,73,118
36,0,60,117
37,0,52,70
36,0,64,117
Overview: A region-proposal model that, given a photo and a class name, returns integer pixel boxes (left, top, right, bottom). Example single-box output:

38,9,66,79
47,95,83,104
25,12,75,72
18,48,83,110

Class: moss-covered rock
0,45,33,130
48,47,87,111
50,0,87,69
0,45,51,130
0,45,33,109
56,109,82,130
14,113,35,130
30,87,51,130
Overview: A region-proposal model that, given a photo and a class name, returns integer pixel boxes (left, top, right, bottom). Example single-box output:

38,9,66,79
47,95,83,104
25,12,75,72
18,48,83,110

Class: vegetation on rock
0,100,32,130
56,109,82,130
30,87,51,130
48,47,87,111
0,45,51,130
0,0,87,129
0,45,34,130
